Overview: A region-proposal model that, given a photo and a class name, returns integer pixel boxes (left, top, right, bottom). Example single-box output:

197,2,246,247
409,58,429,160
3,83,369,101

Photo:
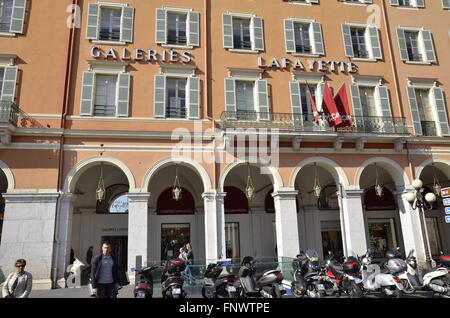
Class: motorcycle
161,259,187,298
384,248,421,294
291,250,327,298
422,252,450,298
324,252,364,298
132,265,158,298
360,248,404,298
238,256,285,298
202,262,238,298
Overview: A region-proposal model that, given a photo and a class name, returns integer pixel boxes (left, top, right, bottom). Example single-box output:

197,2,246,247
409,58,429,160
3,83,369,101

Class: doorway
101,236,128,271
161,223,191,261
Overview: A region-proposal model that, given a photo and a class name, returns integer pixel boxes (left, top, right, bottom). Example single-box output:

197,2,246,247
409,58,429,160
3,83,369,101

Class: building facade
0,0,449,289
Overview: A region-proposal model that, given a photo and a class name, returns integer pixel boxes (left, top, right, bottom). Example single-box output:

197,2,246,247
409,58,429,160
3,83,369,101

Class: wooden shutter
80,72,95,116
116,73,130,117
312,22,325,55
252,17,264,51
86,3,100,40
153,75,166,118
120,6,134,43
0,66,18,102
188,77,200,119
257,80,269,120
396,28,409,61
222,14,233,49
350,84,363,117
10,0,26,34
290,81,303,127
224,78,236,119
368,26,382,59
432,88,450,136
284,19,295,53
342,24,354,57
376,86,393,132
421,30,436,63
407,86,422,136
155,8,167,44
188,11,200,47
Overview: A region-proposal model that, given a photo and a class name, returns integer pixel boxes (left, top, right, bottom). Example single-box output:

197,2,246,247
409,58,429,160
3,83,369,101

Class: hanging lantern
172,165,182,201
96,163,106,202
374,163,384,197
432,164,442,196
313,163,322,198
245,163,255,200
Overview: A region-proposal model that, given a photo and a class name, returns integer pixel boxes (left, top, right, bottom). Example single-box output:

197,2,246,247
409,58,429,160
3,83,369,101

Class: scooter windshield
305,249,319,261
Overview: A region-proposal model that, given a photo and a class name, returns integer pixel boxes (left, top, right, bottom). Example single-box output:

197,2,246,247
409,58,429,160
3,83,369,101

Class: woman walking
183,243,195,286
2,259,33,298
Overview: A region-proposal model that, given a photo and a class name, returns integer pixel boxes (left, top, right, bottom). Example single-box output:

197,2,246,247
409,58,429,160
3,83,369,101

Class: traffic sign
446,207,450,215
446,216,450,224
444,198,450,206
442,187,450,198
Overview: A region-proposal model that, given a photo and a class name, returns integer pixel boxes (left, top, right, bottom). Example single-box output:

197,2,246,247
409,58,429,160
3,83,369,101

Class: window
289,80,324,126
94,74,117,117
0,68,4,97
342,24,382,60
86,3,134,43
341,0,374,4
156,8,199,47
0,0,25,35
236,81,255,115
96,184,129,214
407,85,450,136
299,84,316,117
166,78,187,118
294,23,312,54
223,13,264,52
284,19,324,56
80,70,131,117
359,86,378,117
225,223,240,259
284,0,319,4
390,0,425,8
397,28,436,64
161,224,190,261
368,219,398,258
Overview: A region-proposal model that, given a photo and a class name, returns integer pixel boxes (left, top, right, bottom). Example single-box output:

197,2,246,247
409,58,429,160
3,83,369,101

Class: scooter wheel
400,279,415,294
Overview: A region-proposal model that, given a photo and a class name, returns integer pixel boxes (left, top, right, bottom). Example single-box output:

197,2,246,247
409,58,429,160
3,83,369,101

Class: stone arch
0,159,15,191
63,156,136,193
218,157,283,192
416,158,450,181
355,157,409,189
142,157,212,192
289,156,350,188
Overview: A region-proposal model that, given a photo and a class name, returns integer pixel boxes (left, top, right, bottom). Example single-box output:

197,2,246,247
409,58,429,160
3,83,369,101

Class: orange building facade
0,0,449,289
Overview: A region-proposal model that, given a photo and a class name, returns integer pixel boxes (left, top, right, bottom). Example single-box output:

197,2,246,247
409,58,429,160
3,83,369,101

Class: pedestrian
183,243,195,286
2,259,33,298
90,242,121,298
86,246,93,265
178,246,187,261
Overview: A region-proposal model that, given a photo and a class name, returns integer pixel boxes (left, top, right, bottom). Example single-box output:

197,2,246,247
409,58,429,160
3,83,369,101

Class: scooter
422,253,450,298
238,256,285,298
132,265,158,298
202,262,238,298
324,252,364,298
291,250,327,298
360,248,404,298
161,259,187,298
384,248,421,294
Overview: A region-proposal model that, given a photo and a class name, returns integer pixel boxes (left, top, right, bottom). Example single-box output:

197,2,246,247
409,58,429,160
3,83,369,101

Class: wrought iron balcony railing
420,120,438,136
296,45,312,54
220,111,408,135
0,100,19,127
99,30,121,41
407,50,423,62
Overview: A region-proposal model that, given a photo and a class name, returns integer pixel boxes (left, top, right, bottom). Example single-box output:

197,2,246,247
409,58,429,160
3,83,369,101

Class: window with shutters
351,28,369,58
94,75,117,117
285,19,324,56
397,28,436,64
166,78,187,119
359,86,378,117
233,18,252,50
99,8,121,41
299,84,317,119
223,13,264,52
167,12,187,45
404,31,422,62
236,81,256,119
0,0,13,33
294,23,312,54
415,89,437,136
391,0,425,8
343,24,382,61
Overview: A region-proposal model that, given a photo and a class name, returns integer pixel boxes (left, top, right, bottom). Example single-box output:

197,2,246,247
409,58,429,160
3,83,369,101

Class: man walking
90,242,120,298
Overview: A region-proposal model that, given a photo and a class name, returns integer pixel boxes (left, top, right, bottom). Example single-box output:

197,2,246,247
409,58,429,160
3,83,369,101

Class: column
202,191,226,263
0,192,59,290
56,193,77,287
395,189,428,269
272,188,300,259
127,192,150,279
341,189,368,257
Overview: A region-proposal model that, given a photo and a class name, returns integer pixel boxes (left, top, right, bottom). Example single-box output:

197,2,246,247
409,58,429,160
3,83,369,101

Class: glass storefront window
161,224,190,261
225,222,240,259
368,219,398,258
426,217,442,258
321,221,343,260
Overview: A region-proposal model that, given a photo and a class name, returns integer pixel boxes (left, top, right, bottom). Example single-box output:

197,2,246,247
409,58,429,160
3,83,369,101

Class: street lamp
404,179,437,269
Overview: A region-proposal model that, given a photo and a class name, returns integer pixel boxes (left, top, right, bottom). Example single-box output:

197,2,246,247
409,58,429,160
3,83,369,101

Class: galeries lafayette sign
257,56,358,73
90,46,192,63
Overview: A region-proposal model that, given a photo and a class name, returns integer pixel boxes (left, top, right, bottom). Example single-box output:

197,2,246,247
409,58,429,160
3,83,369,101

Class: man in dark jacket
90,242,120,298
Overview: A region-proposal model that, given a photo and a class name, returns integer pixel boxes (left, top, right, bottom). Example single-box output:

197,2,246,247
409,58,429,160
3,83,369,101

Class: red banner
322,83,343,127
334,84,353,127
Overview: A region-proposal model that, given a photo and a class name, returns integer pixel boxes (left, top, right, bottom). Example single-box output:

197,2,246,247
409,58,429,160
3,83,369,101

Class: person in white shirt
2,259,33,298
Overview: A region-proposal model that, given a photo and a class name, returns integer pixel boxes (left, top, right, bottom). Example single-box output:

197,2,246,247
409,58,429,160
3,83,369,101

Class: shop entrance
161,224,191,261
101,236,128,271
321,221,343,260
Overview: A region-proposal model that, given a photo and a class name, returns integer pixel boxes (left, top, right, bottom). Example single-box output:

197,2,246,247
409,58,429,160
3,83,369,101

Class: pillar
202,191,226,263
272,188,300,259
341,189,368,257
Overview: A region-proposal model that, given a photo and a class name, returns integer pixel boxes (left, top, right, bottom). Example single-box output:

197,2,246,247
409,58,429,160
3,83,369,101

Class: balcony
219,111,408,135
0,100,19,127
420,121,438,136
